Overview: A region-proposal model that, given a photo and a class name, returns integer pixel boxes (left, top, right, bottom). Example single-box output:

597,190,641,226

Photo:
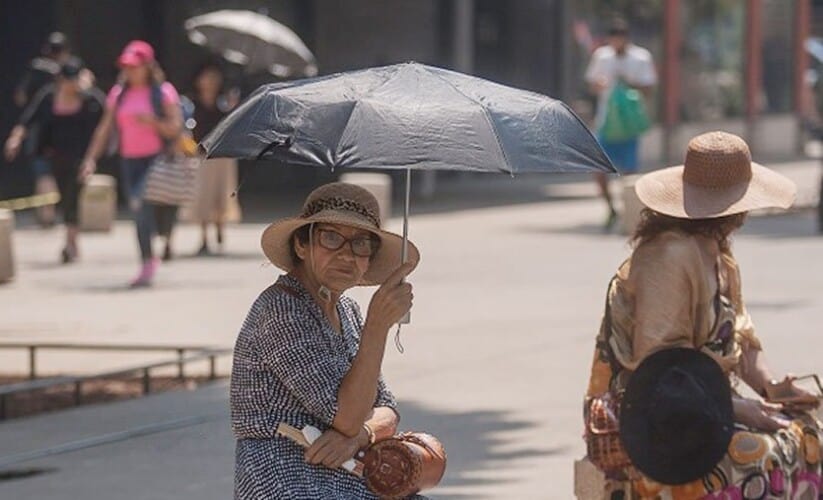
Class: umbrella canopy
201,62,615,175
185,9,318,78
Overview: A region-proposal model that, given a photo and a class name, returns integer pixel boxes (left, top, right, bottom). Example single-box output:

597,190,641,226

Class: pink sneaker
130,258,159,288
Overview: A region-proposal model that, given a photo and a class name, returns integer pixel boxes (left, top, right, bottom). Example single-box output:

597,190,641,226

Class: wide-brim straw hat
261,182,419,286
635,131,796,219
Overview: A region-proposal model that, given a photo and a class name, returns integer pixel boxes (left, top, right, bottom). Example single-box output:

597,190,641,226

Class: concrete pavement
0,162,821,499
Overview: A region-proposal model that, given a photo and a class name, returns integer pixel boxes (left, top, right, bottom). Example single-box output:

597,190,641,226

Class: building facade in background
0,0,817,196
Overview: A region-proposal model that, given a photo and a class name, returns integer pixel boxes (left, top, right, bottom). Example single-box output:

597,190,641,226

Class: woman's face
294,223,375,293
123,64,150,85
196,67,223,96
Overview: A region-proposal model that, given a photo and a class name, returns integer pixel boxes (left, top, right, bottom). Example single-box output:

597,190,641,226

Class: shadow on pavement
170,251,265,262
510,222,625,240
744,299,813,311
397,401,564,498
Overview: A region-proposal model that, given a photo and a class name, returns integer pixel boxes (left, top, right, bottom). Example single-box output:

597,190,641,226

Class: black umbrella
203,62,612,173
202,62,614,323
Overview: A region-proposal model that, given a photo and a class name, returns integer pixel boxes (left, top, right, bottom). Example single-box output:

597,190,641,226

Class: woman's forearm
154,102,183,140
8,125,26,144
154,117,182,139
332,323,389,437
739,345,775,396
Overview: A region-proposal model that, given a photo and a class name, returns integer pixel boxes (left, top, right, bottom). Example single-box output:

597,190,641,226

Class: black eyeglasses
316,229,379,257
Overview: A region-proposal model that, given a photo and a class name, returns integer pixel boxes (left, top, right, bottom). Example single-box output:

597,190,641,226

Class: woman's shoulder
628,230,704,281
82,87,106,109
105,84,124,108
158,81,180,103
29,84,56,106
252,281,312,314
241,283,317,341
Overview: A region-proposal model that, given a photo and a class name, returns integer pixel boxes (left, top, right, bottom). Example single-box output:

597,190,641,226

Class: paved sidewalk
0,161,821,499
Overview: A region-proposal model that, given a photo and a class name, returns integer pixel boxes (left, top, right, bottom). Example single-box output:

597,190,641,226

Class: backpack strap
150,84,165,118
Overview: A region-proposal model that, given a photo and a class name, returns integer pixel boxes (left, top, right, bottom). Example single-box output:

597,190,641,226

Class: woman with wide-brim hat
583,131,822,497
230,182,428,499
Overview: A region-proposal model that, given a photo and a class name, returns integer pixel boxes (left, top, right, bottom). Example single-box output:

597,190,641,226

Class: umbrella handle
400,168,412,325
394,168,412,353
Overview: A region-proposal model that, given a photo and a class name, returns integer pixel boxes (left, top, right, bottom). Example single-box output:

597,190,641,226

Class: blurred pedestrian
583,132,821,497
13,32,71,228
585,17,657,230
81,40,183,287
4,57,104,263
188,61,241,255
801,65,823,234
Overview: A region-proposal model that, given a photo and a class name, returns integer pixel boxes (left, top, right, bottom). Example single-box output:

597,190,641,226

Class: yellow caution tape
0,192,61,211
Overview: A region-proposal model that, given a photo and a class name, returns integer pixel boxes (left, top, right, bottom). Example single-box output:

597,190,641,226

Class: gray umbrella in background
201,62,614,329
185,9,318,78
202,61,614,261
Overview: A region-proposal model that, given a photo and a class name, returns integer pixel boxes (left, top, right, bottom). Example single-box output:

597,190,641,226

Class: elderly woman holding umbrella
230,182,426,499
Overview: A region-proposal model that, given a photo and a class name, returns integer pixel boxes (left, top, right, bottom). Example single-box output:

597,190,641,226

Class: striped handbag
143,153,200,206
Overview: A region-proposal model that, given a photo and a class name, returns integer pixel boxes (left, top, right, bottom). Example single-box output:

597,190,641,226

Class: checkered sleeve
254,293,346,427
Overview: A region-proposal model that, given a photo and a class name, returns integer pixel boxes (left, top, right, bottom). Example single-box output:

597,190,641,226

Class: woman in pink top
81,41,182,287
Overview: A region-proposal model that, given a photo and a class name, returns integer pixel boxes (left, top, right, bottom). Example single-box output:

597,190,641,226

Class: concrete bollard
620,175,644,236
339,173,392,225
79,174,117,232
0,209,15,283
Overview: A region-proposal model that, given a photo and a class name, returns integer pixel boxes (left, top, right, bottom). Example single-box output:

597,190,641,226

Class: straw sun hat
635,131,796,219
261,183,419,286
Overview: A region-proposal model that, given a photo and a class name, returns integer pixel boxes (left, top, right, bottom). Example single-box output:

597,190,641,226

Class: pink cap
118,40,155,67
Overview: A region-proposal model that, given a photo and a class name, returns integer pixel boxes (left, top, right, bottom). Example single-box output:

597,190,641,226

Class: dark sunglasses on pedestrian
316,228,379,257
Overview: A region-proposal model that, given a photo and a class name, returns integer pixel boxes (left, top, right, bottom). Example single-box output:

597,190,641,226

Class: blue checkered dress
231,275,422,499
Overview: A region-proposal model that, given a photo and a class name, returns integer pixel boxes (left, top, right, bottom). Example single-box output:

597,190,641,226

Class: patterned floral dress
584,230,823,499
231,275,424,499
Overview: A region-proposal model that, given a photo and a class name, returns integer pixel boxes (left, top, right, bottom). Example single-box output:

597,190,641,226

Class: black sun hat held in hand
619,348,735,485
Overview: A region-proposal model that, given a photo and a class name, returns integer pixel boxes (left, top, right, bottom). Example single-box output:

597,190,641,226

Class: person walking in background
188,61,241,255
801,63,823,234
5,57,104,263
81,40,183,287
585,17,657,230
13,32,72,228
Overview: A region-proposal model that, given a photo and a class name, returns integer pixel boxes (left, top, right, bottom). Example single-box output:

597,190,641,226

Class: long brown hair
118,61,166,87
631,208,746,252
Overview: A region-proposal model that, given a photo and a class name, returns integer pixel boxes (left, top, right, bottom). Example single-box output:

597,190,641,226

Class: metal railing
0,343,232,420
0,342,223,380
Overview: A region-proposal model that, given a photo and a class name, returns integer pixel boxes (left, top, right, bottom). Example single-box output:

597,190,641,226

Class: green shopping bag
599,82,651,143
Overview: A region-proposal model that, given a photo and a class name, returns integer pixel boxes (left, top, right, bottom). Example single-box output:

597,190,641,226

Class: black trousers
153,204,178,238
52,156,81,225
